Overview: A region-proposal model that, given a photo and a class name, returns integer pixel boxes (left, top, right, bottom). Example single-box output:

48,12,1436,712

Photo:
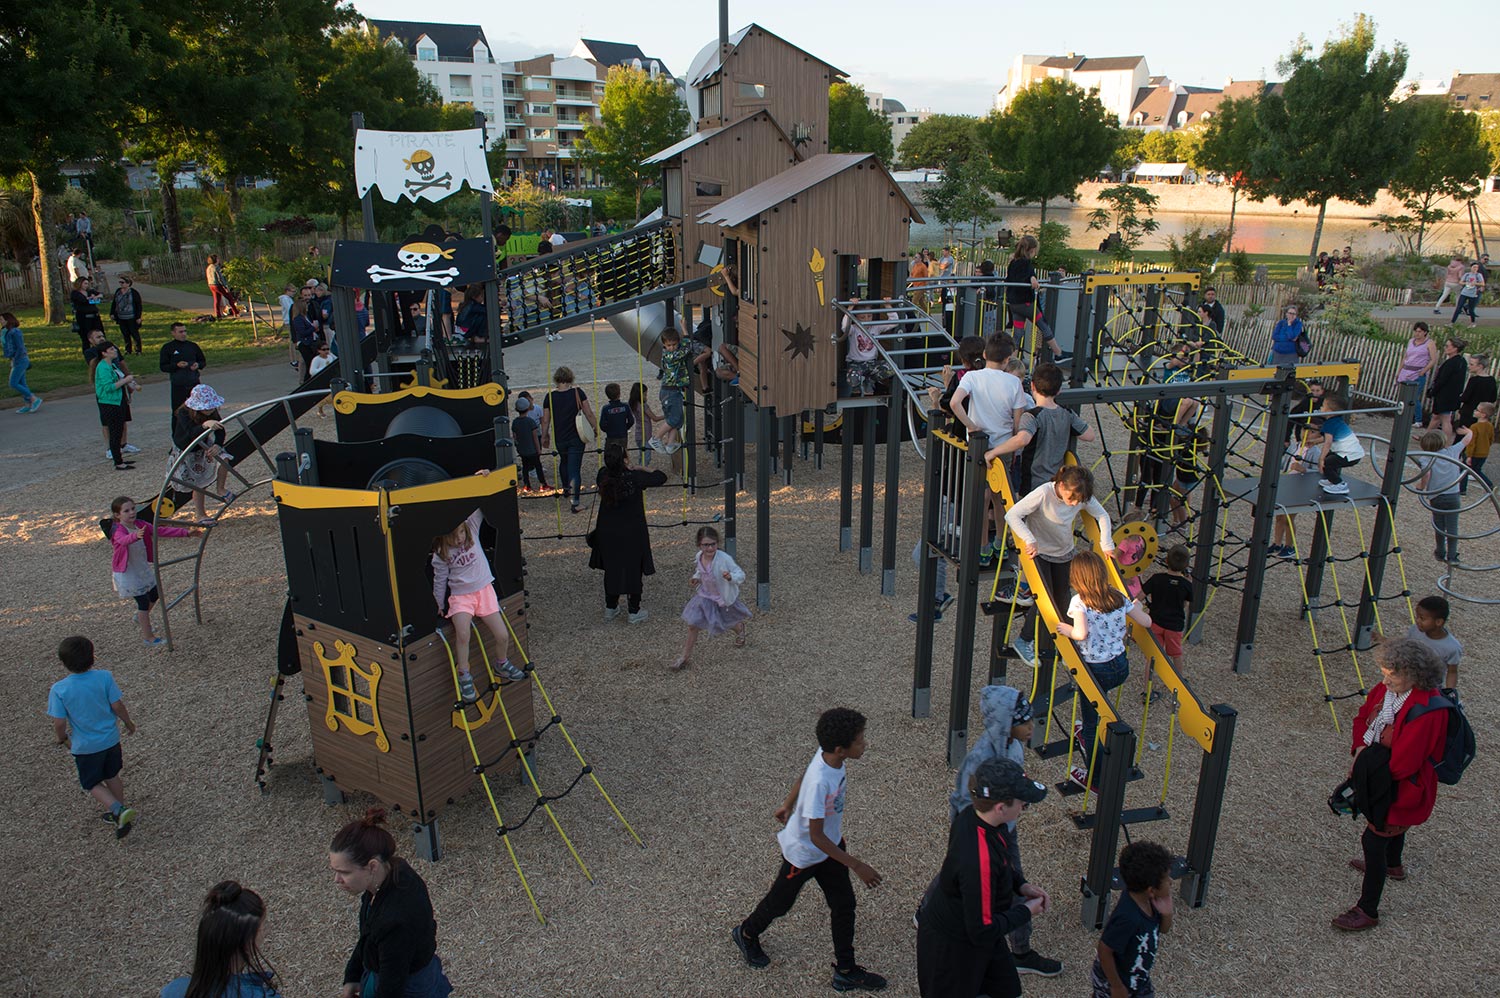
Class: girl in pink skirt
671,525,750,671
431,488,525,703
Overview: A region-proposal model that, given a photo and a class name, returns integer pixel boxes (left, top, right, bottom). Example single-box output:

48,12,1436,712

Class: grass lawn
1083,249,1306,282
4,305,288,400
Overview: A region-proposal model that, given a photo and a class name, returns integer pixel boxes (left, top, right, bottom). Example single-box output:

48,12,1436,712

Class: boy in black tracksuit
917,758,1050,998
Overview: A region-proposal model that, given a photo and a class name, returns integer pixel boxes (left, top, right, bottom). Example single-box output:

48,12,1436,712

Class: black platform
1222,471,1385,516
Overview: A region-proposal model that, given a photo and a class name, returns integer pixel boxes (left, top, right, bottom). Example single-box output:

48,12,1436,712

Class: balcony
556,117,589,129
450,86,473,98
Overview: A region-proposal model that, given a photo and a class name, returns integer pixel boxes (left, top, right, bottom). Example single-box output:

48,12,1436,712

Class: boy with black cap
945,685,1061,976
917,757,1050,998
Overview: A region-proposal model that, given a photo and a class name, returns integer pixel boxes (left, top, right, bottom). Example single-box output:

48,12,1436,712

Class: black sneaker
731,925,769,969
831,965,887,992
1012,949,1063,976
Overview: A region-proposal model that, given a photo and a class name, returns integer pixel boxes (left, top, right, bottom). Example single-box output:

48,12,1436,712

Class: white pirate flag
354,128,493,204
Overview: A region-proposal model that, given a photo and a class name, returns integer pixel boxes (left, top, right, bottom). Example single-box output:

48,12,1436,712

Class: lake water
910,204,1471,258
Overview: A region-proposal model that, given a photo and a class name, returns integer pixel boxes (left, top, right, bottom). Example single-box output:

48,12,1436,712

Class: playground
3,19,1498,998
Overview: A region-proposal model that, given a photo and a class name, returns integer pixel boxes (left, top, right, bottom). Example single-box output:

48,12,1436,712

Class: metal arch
154,389,328,650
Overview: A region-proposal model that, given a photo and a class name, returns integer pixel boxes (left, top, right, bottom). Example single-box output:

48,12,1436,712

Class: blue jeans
660,386,685,429
361,955,452,998
559,439,585,504
8,358,32,402
1078,650,1130,766
1430,492,1461,562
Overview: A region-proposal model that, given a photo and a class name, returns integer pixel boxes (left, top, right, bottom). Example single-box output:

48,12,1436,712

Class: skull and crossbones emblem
366,240,460,285
403,149,452,195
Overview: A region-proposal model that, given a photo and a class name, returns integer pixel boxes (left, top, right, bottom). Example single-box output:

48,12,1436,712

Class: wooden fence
1217,315,1500,402
0,263,44,307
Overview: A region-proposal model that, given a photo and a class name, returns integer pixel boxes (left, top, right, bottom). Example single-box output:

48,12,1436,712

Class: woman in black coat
1457,353,1496,428
589,440,668,622
1426,337,1467,440
109,276,145,354
71,277,104,352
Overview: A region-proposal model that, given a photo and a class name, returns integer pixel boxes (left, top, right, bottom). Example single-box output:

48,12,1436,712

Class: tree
1477,109,1500,176
576,65,691,222
979,78,1119,227
828,83,894,161
1138,130,1183,163
1252,16,1414,269
1192,96,1263,251
1108,129,1146,178
1383,101,1490,253
897,114,980,169
0,0,146,321
923,155,998,249
1087,184,1160,258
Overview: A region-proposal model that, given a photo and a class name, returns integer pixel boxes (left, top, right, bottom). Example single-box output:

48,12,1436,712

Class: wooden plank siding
756,162,914,414
671,113,800,307
296,590,533,822
711,27,835,154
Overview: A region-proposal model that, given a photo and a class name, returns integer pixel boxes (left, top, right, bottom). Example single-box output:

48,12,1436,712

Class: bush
1030,220,1087,275
262,215,317,235
1228,249,1255,284
1166,224,1228,275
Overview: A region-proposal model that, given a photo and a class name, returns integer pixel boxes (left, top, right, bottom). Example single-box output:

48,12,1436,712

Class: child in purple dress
671,526,750,671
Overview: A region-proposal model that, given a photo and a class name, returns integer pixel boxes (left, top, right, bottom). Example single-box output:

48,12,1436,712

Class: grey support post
859,409,877,575
946,431,989,766
881,386,902,596
1233,371,1294,672
756,404,773,610
912,408,944,718
1355,380,1419,648
1189,394,1233,645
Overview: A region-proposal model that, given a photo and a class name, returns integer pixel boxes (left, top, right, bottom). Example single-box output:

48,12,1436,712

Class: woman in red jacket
1334,639,1448,931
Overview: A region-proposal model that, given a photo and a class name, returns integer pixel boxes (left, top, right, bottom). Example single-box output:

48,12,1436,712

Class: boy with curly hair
1091,841,1173,998
732,708,887,992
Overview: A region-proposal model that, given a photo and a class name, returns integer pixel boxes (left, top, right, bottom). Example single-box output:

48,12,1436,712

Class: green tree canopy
1108,129,1146,177
1087,184,1160,259
923,155,998,248
576,65,691,221
979,78,1119,226
1384,100,1491,252
828,83,894,161
1252,15,1414,267
897,114,980,169
0,0,146,320
1477,109,1500,175
1190,96,1263,250
1138,130,1184,163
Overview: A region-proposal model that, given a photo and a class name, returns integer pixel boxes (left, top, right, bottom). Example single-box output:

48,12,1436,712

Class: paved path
99,260,222,313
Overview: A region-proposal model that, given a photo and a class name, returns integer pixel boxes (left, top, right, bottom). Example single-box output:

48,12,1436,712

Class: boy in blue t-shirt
598,382,635,449
1091,840,1173,998
1317,393,1366,495
46,636,138,838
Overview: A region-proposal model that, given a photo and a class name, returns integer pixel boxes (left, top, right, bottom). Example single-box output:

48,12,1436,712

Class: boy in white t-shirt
951,332,1028,563
733,708,887,992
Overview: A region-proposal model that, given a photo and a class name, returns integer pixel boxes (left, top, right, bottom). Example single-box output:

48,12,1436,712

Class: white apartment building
993,53,1150,125
864,91,934,154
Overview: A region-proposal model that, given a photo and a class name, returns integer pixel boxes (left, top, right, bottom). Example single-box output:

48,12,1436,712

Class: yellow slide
985,453,1220,756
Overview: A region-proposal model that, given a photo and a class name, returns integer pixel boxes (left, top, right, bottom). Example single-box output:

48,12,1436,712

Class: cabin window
694,179,724,198
701,83,722,119
664,168,683,217
737,82,768,100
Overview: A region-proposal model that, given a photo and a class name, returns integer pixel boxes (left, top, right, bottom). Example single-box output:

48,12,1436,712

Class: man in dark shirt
158,322,207,416
1198,287,1225,334
917,758,1049,998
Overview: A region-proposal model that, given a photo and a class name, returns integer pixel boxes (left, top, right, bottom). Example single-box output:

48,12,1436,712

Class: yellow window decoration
315,639,390,753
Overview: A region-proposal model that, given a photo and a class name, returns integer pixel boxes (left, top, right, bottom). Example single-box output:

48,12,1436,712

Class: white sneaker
105,449,114,460
627,609,650,624
1321,480,1350,494
123,443,141,454
604,606,622,621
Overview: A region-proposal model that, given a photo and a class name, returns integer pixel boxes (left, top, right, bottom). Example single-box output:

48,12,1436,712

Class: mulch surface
1,406,1493,997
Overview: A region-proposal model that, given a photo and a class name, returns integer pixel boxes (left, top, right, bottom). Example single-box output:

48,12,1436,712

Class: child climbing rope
105,496,201,646
431,474,524,703
670,525,749,671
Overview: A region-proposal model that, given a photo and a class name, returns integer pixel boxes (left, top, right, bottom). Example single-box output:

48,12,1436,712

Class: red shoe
1331,907,1379,931
1348,858,1406,881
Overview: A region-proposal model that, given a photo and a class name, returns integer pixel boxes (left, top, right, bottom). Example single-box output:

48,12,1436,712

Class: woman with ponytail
330,807,452,998
159,881,279,998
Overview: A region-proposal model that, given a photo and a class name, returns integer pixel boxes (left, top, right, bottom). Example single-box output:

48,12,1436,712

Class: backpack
1405,692,1476,786
1294,331,1312,358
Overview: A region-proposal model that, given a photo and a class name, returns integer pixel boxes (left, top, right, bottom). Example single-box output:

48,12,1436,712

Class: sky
350,0,1467,115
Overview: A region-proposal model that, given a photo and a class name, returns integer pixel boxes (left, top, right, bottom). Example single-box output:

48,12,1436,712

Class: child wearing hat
942,685,1061,978
511,395,547,493
917,757,1051,997
171,384,233,524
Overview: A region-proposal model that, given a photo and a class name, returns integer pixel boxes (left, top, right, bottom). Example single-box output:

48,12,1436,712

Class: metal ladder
832,297,958,456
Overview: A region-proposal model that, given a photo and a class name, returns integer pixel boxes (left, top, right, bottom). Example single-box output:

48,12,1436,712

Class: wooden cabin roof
642,110,796,165
696,153,923,228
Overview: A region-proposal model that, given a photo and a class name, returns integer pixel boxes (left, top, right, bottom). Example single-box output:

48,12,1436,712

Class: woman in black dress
71,277,104,353
1457,353,1496,428
589,440,668,622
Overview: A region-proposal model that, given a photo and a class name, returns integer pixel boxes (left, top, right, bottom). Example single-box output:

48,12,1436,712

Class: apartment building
368,18,615,187
865,93,933,153
993,53,1150,125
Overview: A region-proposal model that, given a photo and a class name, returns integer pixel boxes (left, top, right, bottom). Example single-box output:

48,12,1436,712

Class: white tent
1132,162,1196,182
